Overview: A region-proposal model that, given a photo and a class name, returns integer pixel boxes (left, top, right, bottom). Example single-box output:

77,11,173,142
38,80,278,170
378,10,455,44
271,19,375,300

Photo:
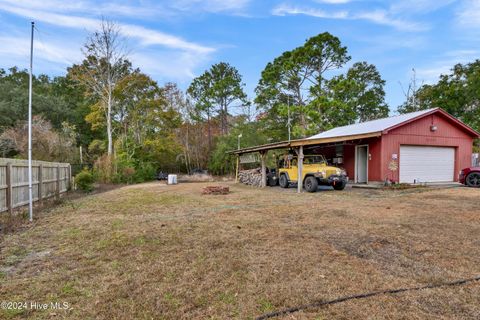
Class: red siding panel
333,138,381,183
367,137,382,181
380,113,474,182
343,144,355,179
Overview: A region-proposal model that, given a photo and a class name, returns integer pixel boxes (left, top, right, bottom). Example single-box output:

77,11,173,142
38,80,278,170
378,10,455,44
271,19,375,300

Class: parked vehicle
266,168,279,186
278,154,348,192
156,171,168,181
459,167,480,187
190,168,208,175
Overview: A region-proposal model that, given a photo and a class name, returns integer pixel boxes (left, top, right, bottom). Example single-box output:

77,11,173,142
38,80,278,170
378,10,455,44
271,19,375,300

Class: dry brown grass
0,182,479,319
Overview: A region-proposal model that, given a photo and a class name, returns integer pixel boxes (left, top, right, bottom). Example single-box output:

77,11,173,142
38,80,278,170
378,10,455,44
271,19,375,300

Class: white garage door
400,146,455,183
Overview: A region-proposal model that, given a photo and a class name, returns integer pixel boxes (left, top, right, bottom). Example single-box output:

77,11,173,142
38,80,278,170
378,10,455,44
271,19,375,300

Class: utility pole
28,21,34,222
287,95,291,142
235,133,242,184
237,133,242,150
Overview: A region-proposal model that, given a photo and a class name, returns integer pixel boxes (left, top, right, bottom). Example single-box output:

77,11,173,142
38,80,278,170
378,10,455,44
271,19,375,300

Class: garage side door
399,146,455,183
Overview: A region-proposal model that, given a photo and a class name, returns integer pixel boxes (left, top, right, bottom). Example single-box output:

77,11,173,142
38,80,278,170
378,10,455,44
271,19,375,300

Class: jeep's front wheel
304,176,318,193
279,174,289,188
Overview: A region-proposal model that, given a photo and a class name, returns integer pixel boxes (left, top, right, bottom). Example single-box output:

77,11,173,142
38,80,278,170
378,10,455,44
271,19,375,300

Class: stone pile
202,186,230,195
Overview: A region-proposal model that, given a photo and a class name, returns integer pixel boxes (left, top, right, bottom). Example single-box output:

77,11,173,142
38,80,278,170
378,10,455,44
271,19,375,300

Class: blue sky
0,0,479,112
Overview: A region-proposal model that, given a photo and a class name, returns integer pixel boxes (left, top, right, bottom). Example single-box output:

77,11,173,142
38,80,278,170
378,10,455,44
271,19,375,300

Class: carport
231,132,380,193
231,108,479,191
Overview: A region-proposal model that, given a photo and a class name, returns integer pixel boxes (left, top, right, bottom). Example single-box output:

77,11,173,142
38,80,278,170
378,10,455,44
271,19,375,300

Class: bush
75,169,95,192
122,166,136,184
133,162,156,183
93,154,115,183
92,151,158,184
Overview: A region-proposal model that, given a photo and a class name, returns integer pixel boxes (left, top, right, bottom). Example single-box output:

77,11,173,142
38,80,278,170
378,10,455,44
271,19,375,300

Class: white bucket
167,174,177,185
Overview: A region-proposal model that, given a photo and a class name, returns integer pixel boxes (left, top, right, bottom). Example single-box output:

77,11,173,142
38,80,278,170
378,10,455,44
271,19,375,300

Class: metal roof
230,141,291,154
230,107,479,155
307,108,437,140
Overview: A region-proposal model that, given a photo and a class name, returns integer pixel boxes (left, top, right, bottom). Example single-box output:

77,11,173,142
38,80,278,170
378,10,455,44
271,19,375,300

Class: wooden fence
0,158,71,214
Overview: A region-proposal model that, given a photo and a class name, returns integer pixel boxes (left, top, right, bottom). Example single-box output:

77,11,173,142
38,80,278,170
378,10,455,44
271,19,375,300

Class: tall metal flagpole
28,21,34,222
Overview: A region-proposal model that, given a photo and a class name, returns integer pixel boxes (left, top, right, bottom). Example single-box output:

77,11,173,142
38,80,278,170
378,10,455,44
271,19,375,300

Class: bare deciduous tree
70,19,130,156
398,68,425,113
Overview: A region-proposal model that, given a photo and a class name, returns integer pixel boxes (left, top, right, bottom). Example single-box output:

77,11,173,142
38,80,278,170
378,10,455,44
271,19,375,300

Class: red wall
379,113,474,182
343,144,355,179
368,137,383,181
342,137,383,182
342,113,475,183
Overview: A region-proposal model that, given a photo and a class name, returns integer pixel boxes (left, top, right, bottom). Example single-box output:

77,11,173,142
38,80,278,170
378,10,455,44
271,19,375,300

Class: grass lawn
1,182,479,319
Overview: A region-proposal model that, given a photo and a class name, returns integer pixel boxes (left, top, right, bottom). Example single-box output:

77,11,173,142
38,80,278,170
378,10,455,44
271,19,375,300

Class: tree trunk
301,112,307,137
224,106,229,135
295,87,308,137
185,126,192,173
220,110,226,135
207,113,212,153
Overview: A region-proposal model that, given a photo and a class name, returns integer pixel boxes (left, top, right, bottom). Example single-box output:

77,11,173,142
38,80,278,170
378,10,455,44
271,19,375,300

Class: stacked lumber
202,186,230,195
238,168,262,187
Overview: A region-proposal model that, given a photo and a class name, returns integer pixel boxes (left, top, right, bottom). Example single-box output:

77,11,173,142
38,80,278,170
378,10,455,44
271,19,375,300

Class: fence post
68,164,72,191
38,164,43,205
6,163,13,215
55,165,60,200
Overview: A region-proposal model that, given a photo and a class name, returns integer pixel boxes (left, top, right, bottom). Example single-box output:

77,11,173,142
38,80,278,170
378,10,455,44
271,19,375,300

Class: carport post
297,146,303,193
260,151,267,188
235,154,240,183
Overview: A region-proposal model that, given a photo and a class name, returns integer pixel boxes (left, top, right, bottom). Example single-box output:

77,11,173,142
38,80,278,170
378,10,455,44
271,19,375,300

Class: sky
0,0,479,113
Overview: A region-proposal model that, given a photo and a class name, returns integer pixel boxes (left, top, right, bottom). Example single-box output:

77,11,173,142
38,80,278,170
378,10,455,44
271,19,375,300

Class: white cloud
0,32,207,81
390,0,456,14
357,34,427,52
416,49,479,83
456,0,480,27
353,10,427,32
0,1,217,80
272,4,428,32
132,50,209,81
0,0,254,22
0,0,161,18
172,0,251,13
0,3,215,54
415,65,451,83
314,0,352,3
272,4,347,19
0,36,81,66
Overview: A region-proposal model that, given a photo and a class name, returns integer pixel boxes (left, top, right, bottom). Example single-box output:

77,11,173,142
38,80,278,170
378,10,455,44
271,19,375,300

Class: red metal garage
233,108,479,189
306,108,479,184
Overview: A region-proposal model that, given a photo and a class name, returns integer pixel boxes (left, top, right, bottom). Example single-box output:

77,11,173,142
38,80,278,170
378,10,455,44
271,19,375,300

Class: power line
256,275,480,319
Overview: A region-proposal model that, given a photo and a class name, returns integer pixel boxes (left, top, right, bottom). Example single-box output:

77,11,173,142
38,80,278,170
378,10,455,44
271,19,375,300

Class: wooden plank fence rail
0,158,71,214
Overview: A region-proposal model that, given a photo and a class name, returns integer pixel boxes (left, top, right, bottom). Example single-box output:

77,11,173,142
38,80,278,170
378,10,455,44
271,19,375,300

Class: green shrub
122,166,136,184
93,154,115,183
133,162,156,183
75,169,95,192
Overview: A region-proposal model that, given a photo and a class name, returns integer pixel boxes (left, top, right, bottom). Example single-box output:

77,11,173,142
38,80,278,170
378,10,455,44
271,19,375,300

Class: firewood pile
202,186,230,195
238,168,263,187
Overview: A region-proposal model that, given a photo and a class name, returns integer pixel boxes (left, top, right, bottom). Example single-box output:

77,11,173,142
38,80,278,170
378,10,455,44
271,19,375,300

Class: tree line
1,21,478,181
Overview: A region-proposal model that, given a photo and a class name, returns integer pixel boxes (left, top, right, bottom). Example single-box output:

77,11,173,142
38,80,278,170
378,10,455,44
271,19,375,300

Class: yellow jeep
278,154,348,192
